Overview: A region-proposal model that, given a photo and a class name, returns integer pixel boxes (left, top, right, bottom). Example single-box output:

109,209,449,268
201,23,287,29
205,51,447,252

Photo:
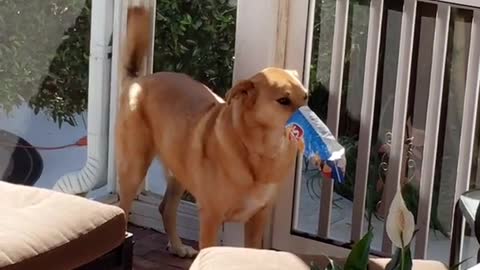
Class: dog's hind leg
159,175,198,258
116,118,153,224
118,156,152,222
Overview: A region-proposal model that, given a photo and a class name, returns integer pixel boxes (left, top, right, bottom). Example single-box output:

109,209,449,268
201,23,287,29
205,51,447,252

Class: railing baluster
350,0,385,242
318,0,350,238
450,8,480,263
414,4,451,259
381,0,417,253
301,0,316,86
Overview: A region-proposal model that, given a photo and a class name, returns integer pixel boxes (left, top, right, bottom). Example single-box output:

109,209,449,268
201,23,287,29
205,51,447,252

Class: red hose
0,136,88,151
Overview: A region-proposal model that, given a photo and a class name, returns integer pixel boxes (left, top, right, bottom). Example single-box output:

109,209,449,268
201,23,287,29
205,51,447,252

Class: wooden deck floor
128,224,198,270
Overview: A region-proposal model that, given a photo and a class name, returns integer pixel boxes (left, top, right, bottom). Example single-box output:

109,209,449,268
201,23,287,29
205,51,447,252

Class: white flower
386,190,415,248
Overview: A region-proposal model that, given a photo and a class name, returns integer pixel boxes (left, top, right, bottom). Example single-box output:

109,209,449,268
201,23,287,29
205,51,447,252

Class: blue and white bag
286,106,346,183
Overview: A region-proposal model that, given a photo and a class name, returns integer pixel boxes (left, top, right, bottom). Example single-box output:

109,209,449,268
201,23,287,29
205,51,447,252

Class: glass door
0,0,113,198
272,0,371,257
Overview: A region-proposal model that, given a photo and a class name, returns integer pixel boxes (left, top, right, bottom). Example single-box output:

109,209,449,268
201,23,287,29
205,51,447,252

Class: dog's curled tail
122,5,152,83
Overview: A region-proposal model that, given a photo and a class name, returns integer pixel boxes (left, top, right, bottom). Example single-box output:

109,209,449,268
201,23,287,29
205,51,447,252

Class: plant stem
401,247,405,270
400,232,405,270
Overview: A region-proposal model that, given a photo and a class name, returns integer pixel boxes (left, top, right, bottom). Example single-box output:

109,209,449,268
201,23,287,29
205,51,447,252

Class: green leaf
385,247,413,270
449,256,473,270
193,20,202,29
402,248,413,270
343,230,373,270
385,248,401,270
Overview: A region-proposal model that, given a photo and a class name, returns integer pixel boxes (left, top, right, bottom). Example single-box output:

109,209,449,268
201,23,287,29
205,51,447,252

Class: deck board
128,224,197,270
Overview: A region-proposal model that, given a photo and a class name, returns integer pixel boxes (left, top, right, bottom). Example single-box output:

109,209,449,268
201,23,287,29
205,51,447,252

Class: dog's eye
277,97,291,106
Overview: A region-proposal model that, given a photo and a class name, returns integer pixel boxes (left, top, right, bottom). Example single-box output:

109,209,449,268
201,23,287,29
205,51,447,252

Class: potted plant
310,186,415,270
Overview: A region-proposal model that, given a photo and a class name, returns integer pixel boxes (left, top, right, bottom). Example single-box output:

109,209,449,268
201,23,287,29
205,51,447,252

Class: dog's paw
167,242,198,258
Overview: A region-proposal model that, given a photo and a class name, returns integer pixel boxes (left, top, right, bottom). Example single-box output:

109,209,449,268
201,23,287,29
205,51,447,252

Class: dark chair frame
76,233,134,270
449,191,480,268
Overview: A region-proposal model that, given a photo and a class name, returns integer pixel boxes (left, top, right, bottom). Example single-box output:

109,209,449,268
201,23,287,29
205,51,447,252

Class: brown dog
116,4,308,258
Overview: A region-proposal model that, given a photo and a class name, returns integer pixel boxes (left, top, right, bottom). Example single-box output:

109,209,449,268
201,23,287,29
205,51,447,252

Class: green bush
153,0,236,97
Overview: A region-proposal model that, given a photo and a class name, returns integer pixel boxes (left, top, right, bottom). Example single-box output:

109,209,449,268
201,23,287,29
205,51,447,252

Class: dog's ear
225,80,256,105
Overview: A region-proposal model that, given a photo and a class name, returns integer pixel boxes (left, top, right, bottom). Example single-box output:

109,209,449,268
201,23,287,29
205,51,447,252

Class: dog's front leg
199,212,223,249
244,204,271,249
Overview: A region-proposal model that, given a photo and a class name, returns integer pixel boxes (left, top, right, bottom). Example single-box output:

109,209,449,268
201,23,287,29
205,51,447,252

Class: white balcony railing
310,0,480,262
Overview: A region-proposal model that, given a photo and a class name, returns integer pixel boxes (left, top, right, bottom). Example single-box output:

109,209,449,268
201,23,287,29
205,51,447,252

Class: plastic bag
286,106,346,183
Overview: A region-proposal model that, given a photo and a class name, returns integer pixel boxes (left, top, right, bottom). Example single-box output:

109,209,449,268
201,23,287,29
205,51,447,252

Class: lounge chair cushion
0,181,126,270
